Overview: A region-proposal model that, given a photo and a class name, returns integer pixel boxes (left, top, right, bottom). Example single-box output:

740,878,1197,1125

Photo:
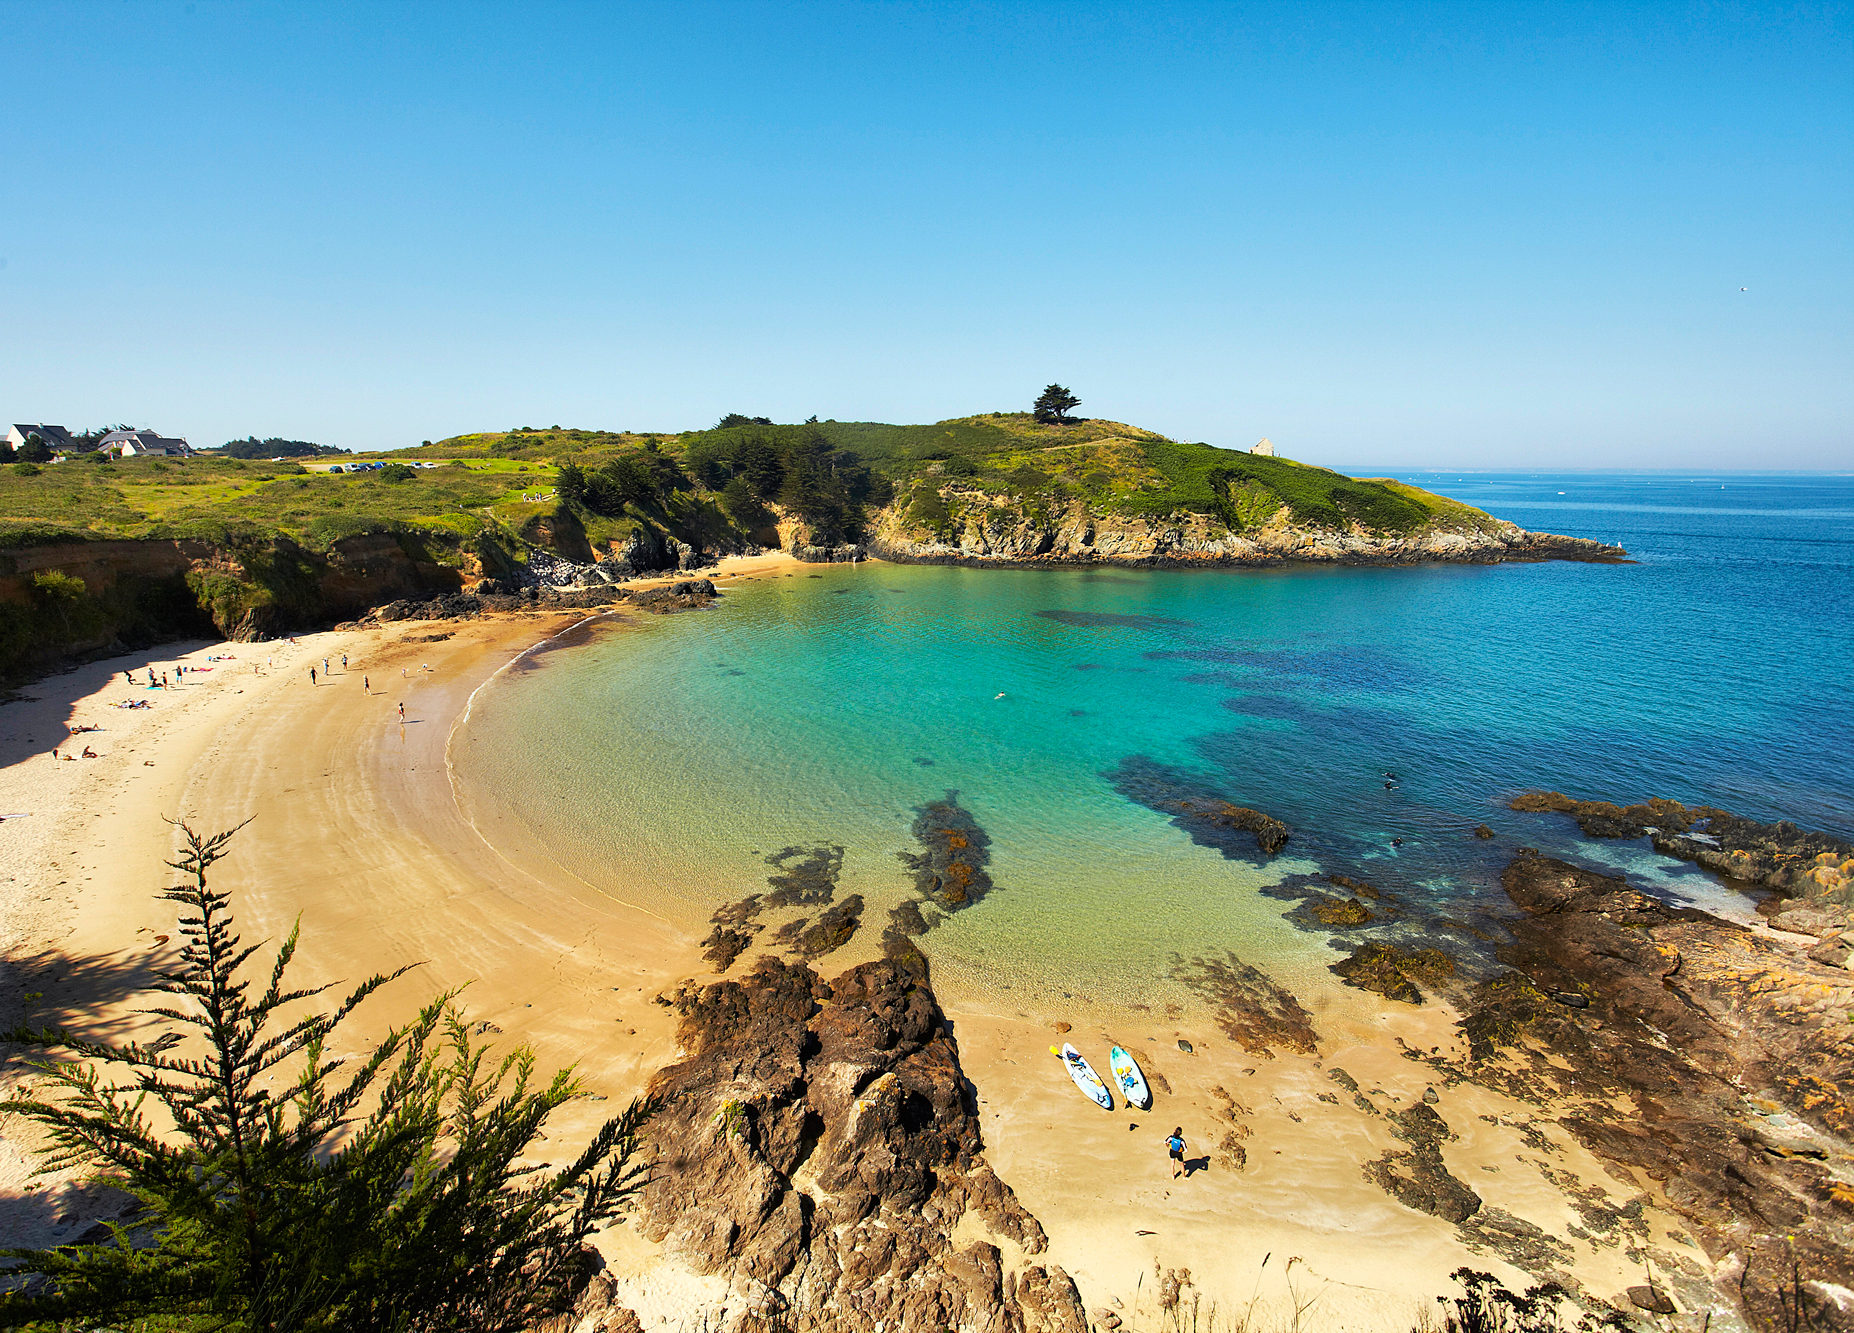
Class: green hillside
0,415,1500,556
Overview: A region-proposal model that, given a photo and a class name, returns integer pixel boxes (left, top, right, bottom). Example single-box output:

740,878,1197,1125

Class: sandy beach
0,550,1707,1329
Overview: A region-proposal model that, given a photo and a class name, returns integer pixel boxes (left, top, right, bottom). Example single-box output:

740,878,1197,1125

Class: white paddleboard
1109,1045,1152,1110
1051,1042,1113,1110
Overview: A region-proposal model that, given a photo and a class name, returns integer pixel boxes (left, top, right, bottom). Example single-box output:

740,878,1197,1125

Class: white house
99,428,193,458
7,423,76,454
1251,438,1276,457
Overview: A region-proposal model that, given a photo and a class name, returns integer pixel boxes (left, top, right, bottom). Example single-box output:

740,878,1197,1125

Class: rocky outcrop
1510,790,1854,900
1330,942,1455,1004
867,493,1626,570
637,956,1085,1332
629,579,717,614
1420,849,1854,1327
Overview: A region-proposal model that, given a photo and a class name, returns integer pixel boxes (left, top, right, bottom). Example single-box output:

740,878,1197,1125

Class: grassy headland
0,414,1519,679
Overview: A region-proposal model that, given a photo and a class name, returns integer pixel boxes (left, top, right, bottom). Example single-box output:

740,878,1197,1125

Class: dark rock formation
1312,896,1374,926
898,795,995,913
701,924,759,972
1331,942,1454,1005
775,896,864,959
1363,1102,1482,1224
1171,952,1319,1056
638,956,1084,1332
1328,873,1381,898
373,592,482,622
629,578,718,614
1104,759,1291,858
1510,790,1853,899
1419,848,1854,1326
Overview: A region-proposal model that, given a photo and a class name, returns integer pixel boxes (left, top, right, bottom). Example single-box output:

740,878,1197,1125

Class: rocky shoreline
865,505,1627,570
621,954,1089,1333
1424,846,1854,1327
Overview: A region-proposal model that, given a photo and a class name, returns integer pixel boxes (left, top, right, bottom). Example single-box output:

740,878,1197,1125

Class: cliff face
865,490,1626,568
0,532,465,681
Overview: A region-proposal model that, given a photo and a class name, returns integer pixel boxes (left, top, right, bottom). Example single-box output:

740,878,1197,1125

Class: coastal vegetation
0,823,653,1331
0,407,1577,682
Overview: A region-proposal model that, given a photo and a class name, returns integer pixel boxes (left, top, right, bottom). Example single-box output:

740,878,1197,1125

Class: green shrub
904,486,953,535
0,823,655,1332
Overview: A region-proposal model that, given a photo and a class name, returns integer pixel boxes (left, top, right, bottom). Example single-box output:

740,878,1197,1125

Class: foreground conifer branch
0,821,654,1332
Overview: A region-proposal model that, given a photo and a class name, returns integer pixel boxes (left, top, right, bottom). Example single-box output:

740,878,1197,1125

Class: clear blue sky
2,2,1848,467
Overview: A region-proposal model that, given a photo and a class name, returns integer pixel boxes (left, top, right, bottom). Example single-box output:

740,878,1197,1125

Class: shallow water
452,471,1854,1007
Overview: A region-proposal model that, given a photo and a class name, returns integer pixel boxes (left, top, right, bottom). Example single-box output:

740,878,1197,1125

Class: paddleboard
1050,1043,1113,1110
1109,1046,1152,1110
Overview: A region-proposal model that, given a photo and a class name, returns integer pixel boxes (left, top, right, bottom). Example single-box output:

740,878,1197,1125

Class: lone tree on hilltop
1033,384,1081,425
0,821,654,1331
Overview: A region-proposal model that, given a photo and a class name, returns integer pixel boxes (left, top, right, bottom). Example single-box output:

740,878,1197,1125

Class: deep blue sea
454,472,1854,1008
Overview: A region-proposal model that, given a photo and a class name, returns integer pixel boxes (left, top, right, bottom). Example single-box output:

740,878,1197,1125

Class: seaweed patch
1171,951,1319,1056
896,792,997,920
763,844,845,908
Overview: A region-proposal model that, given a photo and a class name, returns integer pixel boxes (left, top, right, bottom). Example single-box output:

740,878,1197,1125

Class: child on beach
1166,1128,1187,1179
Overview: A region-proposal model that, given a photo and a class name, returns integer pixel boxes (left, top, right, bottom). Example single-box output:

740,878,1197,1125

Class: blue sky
2,2,1848,467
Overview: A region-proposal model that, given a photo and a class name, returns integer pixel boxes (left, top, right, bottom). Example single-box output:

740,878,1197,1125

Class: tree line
683,422,892,543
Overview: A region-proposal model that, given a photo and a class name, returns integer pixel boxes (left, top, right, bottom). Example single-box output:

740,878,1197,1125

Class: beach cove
1,472,1850,1330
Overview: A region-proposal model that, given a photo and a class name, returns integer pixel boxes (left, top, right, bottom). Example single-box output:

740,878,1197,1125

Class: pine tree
1032,385,1081,424
0,822,654,1331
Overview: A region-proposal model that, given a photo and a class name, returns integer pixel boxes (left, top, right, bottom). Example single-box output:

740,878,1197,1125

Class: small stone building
1251,438,1276,456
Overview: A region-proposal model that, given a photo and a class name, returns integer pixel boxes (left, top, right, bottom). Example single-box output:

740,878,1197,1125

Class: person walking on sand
1166,1127,1187,1179
342,653,348,671
363,675,369,692
398,702,405,722
310,667,317,685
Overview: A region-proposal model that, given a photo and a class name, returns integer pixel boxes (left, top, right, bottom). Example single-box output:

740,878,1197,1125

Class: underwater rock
763,844,845,908
1328,873,1380,898
700,923,760,972
899,794,995,912
1312,896,1375,926
1103,758,1291,858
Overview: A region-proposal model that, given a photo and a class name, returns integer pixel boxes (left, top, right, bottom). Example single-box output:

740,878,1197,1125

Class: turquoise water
453,472,1854,1006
